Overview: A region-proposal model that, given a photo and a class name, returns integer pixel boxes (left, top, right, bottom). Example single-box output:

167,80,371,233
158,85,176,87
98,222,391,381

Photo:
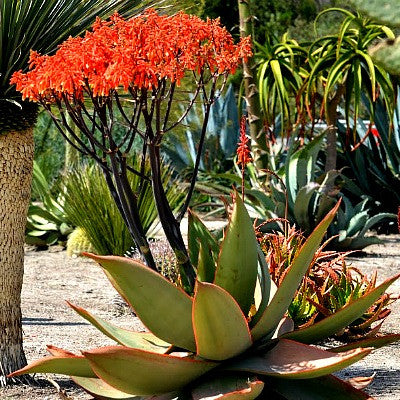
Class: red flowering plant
12,10,251,292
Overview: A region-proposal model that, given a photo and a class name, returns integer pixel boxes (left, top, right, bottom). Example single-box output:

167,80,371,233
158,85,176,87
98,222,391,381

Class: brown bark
237,0,267,169
324,84,345,172
0,128,34,384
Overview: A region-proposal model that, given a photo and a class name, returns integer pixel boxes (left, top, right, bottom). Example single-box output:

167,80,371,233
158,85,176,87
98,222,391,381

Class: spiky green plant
304,8,396,171
10,194,400,399
259,225,396,338
62,159,183,256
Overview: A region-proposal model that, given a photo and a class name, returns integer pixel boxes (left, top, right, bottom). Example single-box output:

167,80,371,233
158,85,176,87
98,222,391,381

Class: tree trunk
324,84,345,172
237,0,267,168
0,128,34,384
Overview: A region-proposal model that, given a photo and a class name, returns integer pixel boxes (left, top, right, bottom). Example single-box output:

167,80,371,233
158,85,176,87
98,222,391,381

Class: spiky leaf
251,202,340,341
67,302,169,352
197,242,216,283
8,355,96,378
330,334,400,352
83,346,217,396
227,339,371,379
84,254,195,351
282,273,400,343
193,282,252,361
192,375,264,400
188,210,219,267
214,193,258,315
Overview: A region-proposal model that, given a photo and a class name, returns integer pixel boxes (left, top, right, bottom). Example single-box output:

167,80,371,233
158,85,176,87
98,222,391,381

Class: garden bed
0,235,399,399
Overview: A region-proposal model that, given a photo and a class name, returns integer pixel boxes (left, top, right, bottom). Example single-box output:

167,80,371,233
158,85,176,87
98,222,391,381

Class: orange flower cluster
237,115,252,167
11,10,252,101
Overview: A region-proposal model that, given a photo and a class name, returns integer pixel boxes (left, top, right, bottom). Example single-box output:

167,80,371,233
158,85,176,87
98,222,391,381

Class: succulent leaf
8,354,96,378
251,202,340,340
191,374,264,400
67,302,169,352
84,254,196,351
253,246,277,320
188,210,219,268
329,333,400,353
268,374,374,399
281,273,400,343
71,377,137,399
214,192,258,315
197,242,216,283
82,346,217,396
192,282,252,361
226,339,371,379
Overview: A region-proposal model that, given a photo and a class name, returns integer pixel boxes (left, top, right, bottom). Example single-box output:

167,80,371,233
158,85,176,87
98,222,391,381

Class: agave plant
10,193,400,399
162,85,240,176
26,161,73,247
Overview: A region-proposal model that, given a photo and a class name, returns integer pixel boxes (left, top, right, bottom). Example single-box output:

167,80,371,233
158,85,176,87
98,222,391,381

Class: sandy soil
0,235,399,399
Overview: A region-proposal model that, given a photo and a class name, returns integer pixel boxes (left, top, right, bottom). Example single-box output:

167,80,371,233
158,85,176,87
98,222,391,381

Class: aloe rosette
10,194,400,399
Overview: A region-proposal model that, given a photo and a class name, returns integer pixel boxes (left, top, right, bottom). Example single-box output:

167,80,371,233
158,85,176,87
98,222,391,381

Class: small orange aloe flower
237,115,252,200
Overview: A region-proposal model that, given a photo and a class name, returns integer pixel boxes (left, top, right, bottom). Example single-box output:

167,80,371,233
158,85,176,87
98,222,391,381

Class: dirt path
0,236,399,399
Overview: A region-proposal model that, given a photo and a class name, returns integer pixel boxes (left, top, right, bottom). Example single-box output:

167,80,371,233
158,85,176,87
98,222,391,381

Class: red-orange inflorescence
237,115,252,167
10,10,252,102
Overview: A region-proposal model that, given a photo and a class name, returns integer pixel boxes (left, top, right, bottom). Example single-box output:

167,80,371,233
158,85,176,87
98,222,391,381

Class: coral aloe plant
9,194,400,399
11,10,252,292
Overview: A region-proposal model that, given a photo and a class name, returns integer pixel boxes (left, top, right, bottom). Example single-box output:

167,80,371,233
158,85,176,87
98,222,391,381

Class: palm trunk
0,128,34,384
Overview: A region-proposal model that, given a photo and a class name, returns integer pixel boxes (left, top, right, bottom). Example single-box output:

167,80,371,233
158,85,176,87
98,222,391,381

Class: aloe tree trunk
324,84,345,172
237,0,267,168
0,127,34,384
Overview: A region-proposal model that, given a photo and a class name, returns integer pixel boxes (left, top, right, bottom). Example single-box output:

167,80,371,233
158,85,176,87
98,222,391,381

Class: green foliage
260,226,395,338
162,85,239,177
305,8,395,134
10,194,400,399
33,111,65,191
26,161,73,247
256,34,308,134
62,159,183,256
337,100,400,223
327,196,395,249
199,0,340,42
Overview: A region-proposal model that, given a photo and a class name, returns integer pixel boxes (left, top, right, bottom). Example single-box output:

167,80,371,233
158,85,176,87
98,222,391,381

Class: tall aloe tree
0,0,171,385
304,8,396,171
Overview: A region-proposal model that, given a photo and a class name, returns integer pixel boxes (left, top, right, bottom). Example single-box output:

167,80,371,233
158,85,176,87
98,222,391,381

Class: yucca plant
10,194,400,399
62,159,183,256
1,0,168,382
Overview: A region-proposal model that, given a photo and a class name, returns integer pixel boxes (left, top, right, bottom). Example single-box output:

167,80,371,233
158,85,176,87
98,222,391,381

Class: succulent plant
10,194,400,399
259,225,396,338
26,161,73,247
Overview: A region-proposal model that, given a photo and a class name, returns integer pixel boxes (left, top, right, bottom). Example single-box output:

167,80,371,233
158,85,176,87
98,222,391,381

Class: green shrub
62,159,183,256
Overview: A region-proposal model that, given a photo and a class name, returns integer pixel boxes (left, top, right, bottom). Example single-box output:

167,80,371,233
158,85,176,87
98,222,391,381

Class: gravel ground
0,235,399,399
